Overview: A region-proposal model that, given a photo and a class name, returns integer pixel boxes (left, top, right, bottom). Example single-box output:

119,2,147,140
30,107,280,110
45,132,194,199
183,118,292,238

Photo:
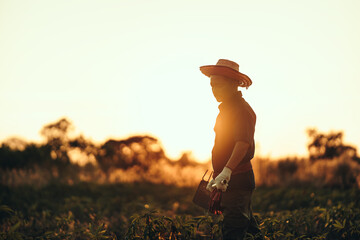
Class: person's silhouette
200,59,263,240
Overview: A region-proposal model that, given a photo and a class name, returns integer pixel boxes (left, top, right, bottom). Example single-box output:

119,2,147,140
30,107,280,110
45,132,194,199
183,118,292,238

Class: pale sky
1,0,359,162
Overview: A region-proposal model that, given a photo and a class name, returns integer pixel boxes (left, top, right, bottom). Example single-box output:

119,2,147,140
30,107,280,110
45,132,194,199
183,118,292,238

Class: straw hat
200,59,252,88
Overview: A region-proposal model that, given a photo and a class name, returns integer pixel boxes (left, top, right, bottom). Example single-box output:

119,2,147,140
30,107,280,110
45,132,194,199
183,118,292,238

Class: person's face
210,75,237,102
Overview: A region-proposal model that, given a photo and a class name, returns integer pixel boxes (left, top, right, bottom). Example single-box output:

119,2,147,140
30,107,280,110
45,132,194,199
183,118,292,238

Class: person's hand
214,167,232,192
206,179,216,192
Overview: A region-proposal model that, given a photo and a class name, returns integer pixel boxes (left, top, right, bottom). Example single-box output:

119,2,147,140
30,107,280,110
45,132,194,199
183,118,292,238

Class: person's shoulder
236,97,256,120
234,95,250,110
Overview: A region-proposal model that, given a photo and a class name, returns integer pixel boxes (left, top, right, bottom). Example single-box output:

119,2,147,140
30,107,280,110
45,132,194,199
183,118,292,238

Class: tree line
0,117,359,186
0,118,199,173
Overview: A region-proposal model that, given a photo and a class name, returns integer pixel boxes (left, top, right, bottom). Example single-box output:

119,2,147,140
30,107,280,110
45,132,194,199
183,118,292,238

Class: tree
40,117,73,165
96,135,167,174
307,128,359,161
0,141,52,169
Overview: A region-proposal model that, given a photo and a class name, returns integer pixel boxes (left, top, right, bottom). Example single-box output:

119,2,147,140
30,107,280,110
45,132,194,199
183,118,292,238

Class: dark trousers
221,189,263,240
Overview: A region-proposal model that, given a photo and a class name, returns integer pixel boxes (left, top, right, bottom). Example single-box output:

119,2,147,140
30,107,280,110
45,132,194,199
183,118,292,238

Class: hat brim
200,65,252,88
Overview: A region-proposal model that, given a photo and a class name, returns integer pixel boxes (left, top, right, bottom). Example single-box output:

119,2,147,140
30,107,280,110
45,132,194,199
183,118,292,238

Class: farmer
200,59,263,240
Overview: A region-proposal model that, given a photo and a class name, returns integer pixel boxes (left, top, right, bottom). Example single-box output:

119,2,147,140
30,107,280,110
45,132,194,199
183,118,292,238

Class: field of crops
1,182,359,240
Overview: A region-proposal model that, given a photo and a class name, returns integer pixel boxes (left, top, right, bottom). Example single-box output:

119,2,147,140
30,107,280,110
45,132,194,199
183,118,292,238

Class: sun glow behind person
0,0,359,162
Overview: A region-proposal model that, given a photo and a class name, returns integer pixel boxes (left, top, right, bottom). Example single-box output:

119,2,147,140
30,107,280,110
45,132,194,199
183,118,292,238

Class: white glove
206,179,216,192
214,167,232,192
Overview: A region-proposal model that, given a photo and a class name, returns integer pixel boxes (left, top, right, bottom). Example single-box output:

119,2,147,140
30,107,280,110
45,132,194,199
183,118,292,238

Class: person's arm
214,141,250,192
225,141,250,171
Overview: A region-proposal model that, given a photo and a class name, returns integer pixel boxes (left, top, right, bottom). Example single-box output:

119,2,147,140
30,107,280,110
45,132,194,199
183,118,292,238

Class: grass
1,182,360,239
